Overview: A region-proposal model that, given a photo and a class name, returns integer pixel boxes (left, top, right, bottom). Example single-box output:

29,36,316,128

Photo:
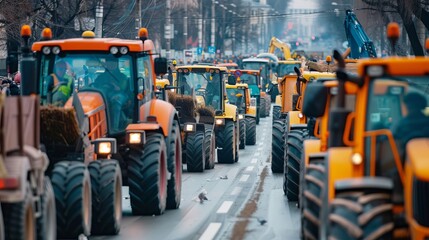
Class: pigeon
220,175,228,180
257,218,267,226
198,191,208,203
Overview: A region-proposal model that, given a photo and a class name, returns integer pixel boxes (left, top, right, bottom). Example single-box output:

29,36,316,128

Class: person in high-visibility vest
50,60,74,106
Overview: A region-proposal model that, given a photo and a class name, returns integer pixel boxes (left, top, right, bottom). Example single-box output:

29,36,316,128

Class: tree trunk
397,0,424,56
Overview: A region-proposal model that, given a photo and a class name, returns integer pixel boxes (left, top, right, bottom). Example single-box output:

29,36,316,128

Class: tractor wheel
2,186,36,240
204,127,216,169
52,161,91,239
186,131,205,172
260,97,267,118
328,190,393,239
265,96,271,117
271,120,285,173
37,178,56,240
272,105,281,121
239,119,246,149
286,129,308,201
165,120,182,209
302,162,325,240
0,207,4,240
245,117,257,145
128,133,167,215
234,122,239,162
256,106,260,124
88,160,122,235
216,120,235,164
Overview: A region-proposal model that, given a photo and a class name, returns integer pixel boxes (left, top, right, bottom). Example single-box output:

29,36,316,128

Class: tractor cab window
137,55,154,102
227,88,246,112
242,62,268,78
240,73,257,85
177,68,223,110
277,63,301,77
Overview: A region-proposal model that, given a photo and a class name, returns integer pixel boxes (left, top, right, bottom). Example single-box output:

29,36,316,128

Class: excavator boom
268,37,292,59
344,9,377,58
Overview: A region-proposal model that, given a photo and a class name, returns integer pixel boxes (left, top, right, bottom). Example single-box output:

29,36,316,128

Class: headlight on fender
238,114,244,120
298,113,304,119
215,118,225,125
93,138,117,156
126,131,146,145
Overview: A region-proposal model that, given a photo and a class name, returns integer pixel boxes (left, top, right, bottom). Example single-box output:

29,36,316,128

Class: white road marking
217,201,234,214
251,158,258,164
199,223,222,240
246,166,254,172
258,147,263,151
240,174,250,182
254,152,261,157
231,187,242,196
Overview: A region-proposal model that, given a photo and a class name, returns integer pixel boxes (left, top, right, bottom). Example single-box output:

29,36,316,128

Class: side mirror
302,81,329,118
228,75,236,85
154,57,168,75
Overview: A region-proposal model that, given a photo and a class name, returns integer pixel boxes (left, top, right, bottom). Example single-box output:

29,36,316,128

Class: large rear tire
239,119,246,149
128,133,168,216
88,160,122,235
302,163,325,240
271,120,285,173
286,129,308,201
260,97,266,118
245,117,257,145
186,131,205,172
52,161,91,239
216,121,235,164
328,190,393,239
165,120,182,209
204,127,216,169
37,178,56,240
2,186,36,240
0,207,4,240
265,95,271,117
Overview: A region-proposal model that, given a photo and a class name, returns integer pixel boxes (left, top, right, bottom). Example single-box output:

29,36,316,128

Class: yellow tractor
174,65,240,164
226,82,258,148
33,26,178,238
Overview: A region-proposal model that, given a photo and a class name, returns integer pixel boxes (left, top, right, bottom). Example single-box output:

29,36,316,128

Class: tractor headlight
52,46,61,55
215,118,225,125
298,113,304,119
42,46,51,55
184,123,196,132
110,46,119,55
120,46,129,54
126,131,146,145
351,153,363,165
93,138,117,156
238,114,244,120
366,65,384,77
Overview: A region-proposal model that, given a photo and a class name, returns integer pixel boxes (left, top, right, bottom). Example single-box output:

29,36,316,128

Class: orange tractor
32,27,180,238
307,26,429,239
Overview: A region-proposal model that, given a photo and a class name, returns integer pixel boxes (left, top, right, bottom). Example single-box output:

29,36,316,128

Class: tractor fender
303,139,321,167
0,155,31,202
138,99,179,137
224,103,237,121
275,95,282,106
288,110,307,130
247,105,257,117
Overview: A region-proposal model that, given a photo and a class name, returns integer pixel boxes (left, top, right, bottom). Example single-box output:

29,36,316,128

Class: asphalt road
90,111,300,240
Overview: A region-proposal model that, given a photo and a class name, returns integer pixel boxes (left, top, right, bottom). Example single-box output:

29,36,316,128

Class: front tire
52,161,91,239
272,105,281,121
260,97,266,118
286,129,308,201
2,186,36,240
271,120,285,173
165,120,182,209
88,160,122,235
204,127,216,169
128,133,168,215
245,117,257,145
186,132,205,172
216,121,235,164
37,178,56,240
239,119,246,149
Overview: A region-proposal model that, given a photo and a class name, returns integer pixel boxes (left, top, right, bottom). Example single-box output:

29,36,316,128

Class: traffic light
7,55,18,74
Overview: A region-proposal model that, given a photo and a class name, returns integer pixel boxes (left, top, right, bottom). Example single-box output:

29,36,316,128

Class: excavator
344,9,377,59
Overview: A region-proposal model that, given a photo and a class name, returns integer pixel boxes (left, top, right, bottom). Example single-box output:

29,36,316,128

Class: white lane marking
217,201,234,214
258,142,264,146
240,174,250,182
246,166,254,172
254,152,260,157
258,147,263,151
231,187,242,196
251,158,258,164
199,223,222,240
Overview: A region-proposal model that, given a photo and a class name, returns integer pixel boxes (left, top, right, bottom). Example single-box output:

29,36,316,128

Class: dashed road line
245,166,254,172
231,187,242,196
251,158,258,164
199,223,222,240
254,152,260,157
240,174,250,182
217,201,234,214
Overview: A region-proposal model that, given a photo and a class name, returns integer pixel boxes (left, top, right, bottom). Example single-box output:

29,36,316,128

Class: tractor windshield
277,63,301,77
176,68,223,110
242,62,268,78
240,73,258,85
226,87,246,112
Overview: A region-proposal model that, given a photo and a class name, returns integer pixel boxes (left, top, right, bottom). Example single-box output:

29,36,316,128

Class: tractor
235,69,265,124
314,25,429,239
174,65,240,164
0,25,56,240
226,81,258,148
33,27,179,238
